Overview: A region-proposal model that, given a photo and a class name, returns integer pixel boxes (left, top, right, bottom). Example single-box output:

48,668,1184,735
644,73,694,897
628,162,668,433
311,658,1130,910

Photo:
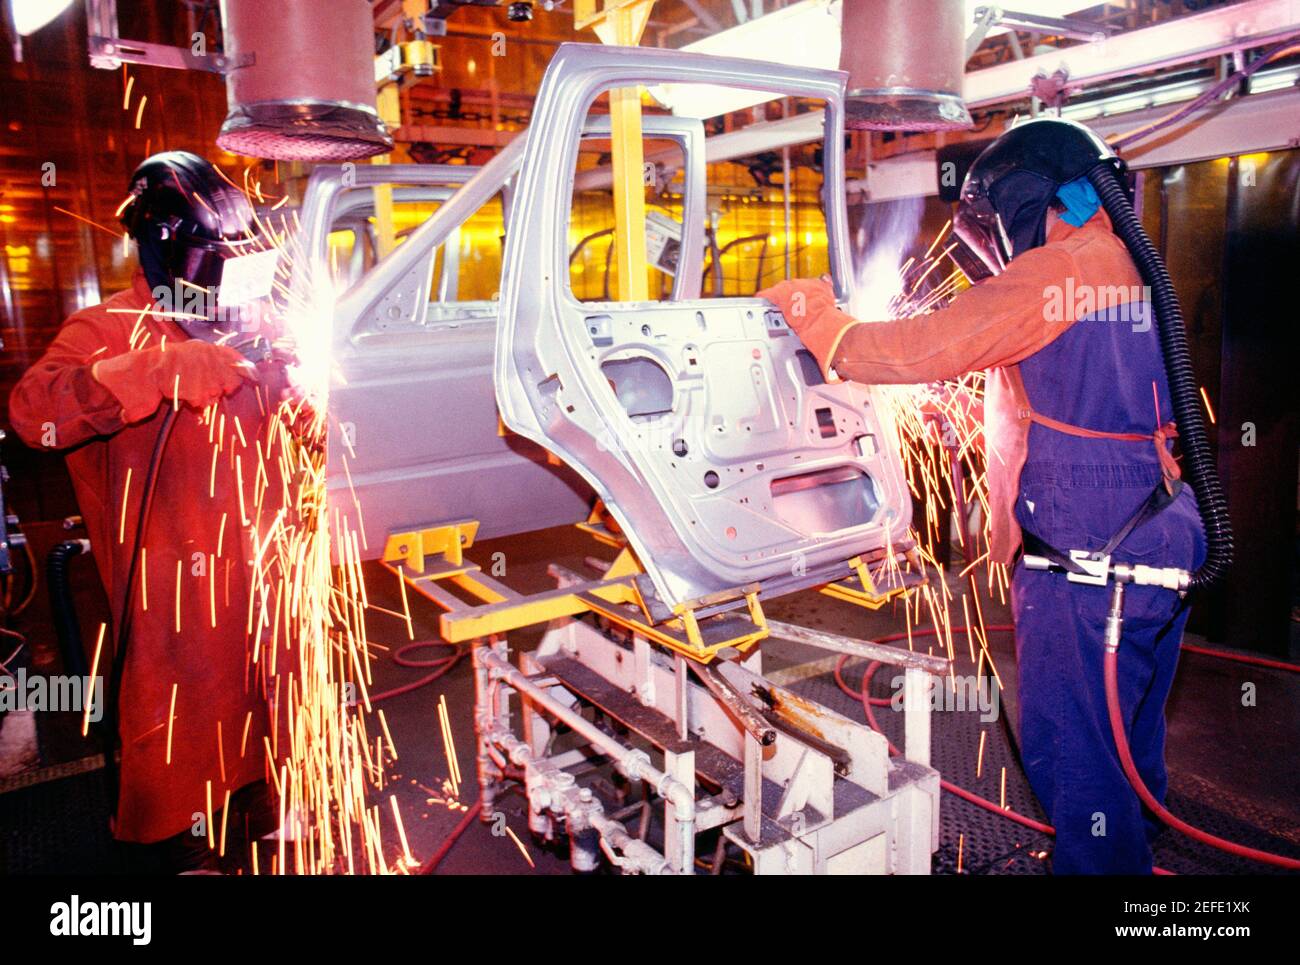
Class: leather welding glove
92,339,257,423
757,277,859,381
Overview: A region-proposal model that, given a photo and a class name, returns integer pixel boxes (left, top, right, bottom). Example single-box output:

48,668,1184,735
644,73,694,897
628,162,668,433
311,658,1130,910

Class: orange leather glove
757,277,858,380
92,339,257,423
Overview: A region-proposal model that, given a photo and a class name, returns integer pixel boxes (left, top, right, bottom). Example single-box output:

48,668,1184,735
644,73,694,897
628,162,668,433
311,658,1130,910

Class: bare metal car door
495,44,913,613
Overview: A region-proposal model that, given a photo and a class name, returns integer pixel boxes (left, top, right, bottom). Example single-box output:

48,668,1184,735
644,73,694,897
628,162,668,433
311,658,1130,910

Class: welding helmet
120,151,259,308
952,117,1125,278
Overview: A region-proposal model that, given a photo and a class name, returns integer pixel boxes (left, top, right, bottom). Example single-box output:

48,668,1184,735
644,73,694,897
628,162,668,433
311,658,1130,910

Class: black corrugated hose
47,539,91,681
1086,161,1233,590
104,407,178,808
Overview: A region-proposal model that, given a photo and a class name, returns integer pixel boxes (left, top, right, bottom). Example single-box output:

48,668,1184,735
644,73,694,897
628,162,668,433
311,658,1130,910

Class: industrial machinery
316,43,940,874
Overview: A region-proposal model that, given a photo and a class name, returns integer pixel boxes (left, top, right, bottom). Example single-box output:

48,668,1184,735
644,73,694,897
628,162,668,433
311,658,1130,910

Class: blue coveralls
1011,297,1206,874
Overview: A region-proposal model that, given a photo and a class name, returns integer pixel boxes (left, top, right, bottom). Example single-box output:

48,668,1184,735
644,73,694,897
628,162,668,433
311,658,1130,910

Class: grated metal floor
783,658,1300,875
3,525,1297,875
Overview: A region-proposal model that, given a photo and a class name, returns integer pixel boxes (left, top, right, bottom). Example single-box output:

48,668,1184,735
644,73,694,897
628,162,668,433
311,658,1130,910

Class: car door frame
495,43,911,613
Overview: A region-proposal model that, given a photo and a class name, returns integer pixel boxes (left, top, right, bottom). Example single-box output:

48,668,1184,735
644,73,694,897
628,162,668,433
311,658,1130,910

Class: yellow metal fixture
375,39,441,88
381,521,910,664
819,554,911,609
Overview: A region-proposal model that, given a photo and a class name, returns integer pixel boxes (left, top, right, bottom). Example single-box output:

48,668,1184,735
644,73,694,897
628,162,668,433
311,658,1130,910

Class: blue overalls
1011,292,1206,874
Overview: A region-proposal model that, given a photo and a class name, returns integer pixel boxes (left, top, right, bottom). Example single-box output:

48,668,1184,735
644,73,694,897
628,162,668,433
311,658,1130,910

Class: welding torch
1021,552,1190,652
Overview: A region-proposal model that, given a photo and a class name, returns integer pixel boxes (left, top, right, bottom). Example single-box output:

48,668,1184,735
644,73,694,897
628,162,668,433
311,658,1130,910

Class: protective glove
92,339,257,423
756,277,859,380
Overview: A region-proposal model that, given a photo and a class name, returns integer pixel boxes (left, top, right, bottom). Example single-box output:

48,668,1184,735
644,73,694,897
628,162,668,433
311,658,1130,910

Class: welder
9,151,286,871
760,118,1231,874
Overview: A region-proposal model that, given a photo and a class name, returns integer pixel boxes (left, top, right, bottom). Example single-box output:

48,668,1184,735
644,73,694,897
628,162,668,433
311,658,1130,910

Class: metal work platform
384,514,947,874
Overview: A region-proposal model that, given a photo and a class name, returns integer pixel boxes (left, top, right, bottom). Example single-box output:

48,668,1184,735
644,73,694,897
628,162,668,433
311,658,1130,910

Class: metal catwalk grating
0,769,121,874
3,662,1296,874
786,662,1299,875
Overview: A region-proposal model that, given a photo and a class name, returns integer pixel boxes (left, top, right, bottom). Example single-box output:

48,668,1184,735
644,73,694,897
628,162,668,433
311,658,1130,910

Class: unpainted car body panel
301,152,591,546
495,44,913,611
306,117,711,549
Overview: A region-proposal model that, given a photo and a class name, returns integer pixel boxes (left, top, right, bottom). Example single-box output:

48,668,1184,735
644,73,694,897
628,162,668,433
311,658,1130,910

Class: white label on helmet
219,248,280,307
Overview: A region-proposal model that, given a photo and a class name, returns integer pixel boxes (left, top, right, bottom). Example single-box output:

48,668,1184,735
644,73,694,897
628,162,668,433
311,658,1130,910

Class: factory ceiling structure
0,0,1296,939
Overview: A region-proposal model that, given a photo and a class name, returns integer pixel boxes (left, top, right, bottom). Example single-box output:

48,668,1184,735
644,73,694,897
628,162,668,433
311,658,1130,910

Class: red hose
833,624,1016,709
1180,643,1300,674
839,622,1298,869
370,641,462,703
852,657,1057,837
418,795,483,874
832,624,1053,834
1103,648,1300,871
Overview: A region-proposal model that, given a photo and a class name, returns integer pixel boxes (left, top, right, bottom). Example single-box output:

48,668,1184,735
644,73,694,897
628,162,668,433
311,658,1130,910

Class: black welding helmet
953,117,1126,278
120,151,259,303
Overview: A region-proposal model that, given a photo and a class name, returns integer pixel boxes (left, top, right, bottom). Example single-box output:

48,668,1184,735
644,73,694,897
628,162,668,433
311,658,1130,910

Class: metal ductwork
840,0,973,132
216,0,393,162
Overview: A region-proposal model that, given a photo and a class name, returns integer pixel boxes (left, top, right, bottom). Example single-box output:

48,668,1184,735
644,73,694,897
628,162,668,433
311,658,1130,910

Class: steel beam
846,85,1300,201
965,0,1300,107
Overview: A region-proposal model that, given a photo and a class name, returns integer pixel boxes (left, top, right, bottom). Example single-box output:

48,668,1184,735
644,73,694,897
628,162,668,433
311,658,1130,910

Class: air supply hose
103,407,178,809
1104,645,1300,870
1085,162,1233,590
1080,164,1298,869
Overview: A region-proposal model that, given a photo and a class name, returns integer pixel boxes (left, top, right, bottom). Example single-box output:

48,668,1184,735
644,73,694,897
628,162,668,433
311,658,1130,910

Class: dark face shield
161,231,269,340
952,195,1007,281
172,233,261,291
954,168,1062,282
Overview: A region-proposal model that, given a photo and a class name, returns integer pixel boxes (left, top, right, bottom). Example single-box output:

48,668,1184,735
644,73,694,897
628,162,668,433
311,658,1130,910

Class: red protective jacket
9,272,285,843
761,212,1146,564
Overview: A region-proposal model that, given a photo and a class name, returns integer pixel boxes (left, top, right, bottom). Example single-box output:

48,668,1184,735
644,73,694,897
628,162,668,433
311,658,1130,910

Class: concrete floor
2,522,1298,874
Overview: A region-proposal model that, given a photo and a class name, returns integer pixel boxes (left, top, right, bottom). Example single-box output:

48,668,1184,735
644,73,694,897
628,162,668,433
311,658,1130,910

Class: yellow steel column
576,0,655,301
372,84,401,258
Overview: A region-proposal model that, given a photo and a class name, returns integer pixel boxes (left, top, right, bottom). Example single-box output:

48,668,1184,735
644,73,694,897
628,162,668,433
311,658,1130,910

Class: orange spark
52,206,121,238
82,623,107,737
118,467,133,544
165,683,178,765
505,826,535,868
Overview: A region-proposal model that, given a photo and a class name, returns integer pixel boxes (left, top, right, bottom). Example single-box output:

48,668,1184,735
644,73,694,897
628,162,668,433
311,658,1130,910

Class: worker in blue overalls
760,118,1206,873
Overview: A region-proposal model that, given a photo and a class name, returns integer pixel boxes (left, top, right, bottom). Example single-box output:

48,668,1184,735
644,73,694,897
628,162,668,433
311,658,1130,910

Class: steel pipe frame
965,0,1300,107
471,592,942,872
476,643,698,873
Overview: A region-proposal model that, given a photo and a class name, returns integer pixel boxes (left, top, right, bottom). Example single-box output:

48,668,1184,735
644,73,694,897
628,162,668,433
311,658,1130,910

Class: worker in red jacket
9,151,286,871
761,119,1206,873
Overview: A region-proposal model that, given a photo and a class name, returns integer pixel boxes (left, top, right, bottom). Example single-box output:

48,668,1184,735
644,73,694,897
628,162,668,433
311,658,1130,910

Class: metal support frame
85,0,253,72
967,5,1117,59
390,512,940,874
382,519,770,662
471,600,943,874
382,512,909,663
965,0,1300,107
371,1,439,256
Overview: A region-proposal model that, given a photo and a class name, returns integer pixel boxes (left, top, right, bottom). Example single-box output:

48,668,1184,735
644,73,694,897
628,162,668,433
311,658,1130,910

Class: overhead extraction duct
216,0,393,161
840,0,972,131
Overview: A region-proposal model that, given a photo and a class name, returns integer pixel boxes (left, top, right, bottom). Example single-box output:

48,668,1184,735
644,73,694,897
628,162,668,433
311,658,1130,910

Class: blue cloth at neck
1056,177,1102,227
